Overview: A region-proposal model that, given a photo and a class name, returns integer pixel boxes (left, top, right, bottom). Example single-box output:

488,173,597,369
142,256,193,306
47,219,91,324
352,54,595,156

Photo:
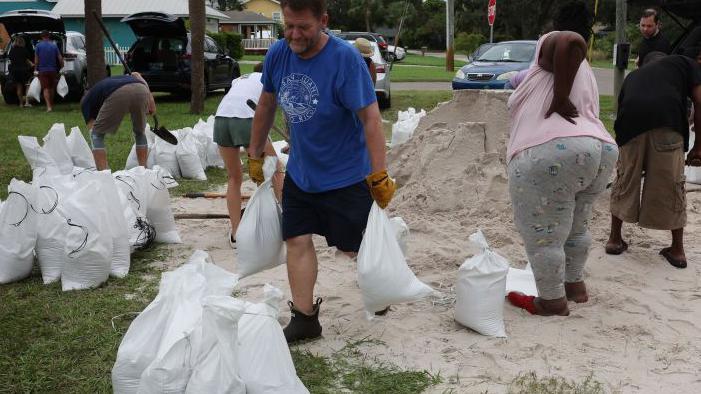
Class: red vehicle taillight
181,53,192,60
378,42,387,50
375,65,386,73
63,52,78,60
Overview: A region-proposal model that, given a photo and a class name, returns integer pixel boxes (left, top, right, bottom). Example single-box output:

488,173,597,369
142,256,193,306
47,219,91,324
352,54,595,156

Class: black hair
553,1,593,42
280,0,327,19
643,51,667,66
641,8,660,24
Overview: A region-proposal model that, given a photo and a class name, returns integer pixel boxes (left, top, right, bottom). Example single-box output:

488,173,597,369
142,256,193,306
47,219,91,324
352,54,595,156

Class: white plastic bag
153,130,181,178
685,132,701,184
144,166,181,244
238,285,309,394
67,127,96,169
42,123,74,174
58,179,113,291
236,157,285,277
92,171,131,278
390,107,426,147
57,74,69,97
454,230,509,337
28,76,41,103
177,129,207,180
272,140,289,168
505,263,538,297
18,135,56,170
0,180,37,284
389,216,410,256
32,175,70,284
113,250,238,394
357,203,434,316
185,296,247,394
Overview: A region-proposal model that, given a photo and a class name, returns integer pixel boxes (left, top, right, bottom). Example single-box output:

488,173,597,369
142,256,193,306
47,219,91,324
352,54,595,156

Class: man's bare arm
356,102,386,173
248,91,277,158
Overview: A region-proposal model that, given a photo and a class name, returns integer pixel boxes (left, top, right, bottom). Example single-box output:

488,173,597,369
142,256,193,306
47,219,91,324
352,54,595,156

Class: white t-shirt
215,72,263,118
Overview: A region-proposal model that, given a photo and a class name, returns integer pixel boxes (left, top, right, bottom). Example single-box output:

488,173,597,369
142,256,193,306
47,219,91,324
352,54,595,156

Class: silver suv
0,9,108,104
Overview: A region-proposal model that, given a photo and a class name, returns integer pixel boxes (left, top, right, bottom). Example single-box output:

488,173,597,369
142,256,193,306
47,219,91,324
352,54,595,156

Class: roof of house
219,10,274,24
51,0,229,20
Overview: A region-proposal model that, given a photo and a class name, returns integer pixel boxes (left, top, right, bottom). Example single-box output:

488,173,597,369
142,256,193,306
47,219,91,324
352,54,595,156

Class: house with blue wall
51,0,229,48
0,0,55,14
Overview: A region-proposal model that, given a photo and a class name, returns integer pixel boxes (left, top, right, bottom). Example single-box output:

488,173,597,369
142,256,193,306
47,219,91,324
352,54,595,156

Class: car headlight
455,69,465,80
496,71,517,81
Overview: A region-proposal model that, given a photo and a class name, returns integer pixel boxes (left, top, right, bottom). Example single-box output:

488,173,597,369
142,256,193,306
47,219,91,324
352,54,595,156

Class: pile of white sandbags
390,107,426,147
124,116,225,180
112,250,308,394
3,125,182,288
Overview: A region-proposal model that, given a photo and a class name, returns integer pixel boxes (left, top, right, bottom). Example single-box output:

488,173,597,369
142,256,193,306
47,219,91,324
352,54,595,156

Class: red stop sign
488,0,497,26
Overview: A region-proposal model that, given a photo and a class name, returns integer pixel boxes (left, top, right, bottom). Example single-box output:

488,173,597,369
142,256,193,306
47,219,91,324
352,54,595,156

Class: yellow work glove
247,155,264,185
366,170,395,209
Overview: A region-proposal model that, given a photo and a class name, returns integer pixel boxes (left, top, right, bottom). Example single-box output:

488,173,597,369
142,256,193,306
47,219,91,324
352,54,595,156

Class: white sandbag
357,203,434,316
125,127,157,170
238,285,309,394
58,179,112,291
389,216,410,256
42,124,74,174
32,177,70,284
195,116,225,169
143,166,181,244
177,129,207,180
272,140,289,168
66,127,96,169
236,157,285,278
56,74,69,97
455,230,508,338
91,171,131,278
685,132,701,184
153,130,181,178
112,250,238,394
505,263,538,297
390,107,426,147
27,76,41,103
185,296,247,394
0,180,37,284
18,135,56,170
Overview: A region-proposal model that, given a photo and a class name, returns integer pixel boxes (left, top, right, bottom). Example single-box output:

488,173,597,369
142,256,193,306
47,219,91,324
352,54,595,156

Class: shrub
207,31,244,60
455,32,486,54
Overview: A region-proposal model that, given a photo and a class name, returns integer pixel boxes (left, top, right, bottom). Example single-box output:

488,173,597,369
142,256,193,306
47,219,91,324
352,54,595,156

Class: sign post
488,0,496,43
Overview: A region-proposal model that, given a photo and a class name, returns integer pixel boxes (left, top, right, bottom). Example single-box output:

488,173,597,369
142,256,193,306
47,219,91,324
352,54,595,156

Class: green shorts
213,116,252,148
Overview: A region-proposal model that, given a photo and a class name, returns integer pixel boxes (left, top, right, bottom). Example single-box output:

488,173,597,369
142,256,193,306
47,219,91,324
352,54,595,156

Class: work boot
283,298,322,344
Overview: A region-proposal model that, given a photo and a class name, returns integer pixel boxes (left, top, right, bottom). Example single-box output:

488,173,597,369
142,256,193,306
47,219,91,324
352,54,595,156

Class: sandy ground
162,90,701,393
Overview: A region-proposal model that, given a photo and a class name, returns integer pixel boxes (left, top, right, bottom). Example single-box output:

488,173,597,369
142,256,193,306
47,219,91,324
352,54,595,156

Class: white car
387,45,405,62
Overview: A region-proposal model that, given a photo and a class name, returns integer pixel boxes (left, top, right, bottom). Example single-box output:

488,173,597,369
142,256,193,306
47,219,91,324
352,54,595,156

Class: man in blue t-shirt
34,31,64,112
81,72,156,170
247,0,395,343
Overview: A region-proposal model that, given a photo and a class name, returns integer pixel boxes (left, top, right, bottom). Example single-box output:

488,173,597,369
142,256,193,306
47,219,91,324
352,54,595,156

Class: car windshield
477,43,535,62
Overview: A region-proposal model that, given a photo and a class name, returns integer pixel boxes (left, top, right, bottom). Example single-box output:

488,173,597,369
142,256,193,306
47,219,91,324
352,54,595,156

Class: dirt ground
162,90,701,393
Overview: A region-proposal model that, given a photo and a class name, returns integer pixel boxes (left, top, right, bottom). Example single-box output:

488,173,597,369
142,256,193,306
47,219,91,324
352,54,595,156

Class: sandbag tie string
6,191,30,227
66,219,88,257
30,185,58,214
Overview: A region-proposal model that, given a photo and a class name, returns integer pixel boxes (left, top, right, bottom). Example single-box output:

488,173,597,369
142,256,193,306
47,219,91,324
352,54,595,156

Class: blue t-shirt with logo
262,35,377,193
35,40,61,72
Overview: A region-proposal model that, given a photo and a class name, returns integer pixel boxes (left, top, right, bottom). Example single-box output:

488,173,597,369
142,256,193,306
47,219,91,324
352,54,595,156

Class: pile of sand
168,89,701,393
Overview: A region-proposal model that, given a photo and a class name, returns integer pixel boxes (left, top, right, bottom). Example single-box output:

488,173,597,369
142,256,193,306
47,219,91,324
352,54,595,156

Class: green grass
291,337,442,393
507,372,604,394
241,54,265,62
391,64,457,82
599,95,615,136
0,246,168,392
402,53,466,68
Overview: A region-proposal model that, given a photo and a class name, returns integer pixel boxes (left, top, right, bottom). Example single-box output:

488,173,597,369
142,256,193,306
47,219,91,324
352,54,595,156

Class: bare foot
507,292,569,316
565,281,589,303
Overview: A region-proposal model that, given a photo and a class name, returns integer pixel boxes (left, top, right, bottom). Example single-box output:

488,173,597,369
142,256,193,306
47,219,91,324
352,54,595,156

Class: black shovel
92,11,178,145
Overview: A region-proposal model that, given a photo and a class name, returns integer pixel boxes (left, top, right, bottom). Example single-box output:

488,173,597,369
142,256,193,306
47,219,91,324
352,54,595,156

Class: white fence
104,45,131,66
242,38,277,50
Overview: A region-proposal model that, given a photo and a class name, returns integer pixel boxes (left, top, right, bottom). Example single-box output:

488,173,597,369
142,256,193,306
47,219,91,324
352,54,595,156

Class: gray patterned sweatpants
508,136,618,300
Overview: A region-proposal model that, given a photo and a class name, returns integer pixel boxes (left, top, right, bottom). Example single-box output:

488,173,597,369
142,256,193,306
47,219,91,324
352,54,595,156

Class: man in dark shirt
81,72,156,170
606,50,701,269
636,9,672,67
34,31,64,112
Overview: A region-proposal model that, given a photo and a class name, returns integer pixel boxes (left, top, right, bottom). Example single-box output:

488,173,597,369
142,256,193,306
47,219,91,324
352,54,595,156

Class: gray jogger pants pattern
508,137,618,300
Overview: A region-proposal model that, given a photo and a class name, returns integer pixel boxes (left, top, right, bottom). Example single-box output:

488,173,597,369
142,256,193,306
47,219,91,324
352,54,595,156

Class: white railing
242,38,277,50
104,45,131,66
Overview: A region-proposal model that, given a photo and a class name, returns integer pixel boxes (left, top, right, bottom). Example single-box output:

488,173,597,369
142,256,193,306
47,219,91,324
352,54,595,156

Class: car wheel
68,72,87,101
378,93,391,109
1,82,19,105
386,52,396,62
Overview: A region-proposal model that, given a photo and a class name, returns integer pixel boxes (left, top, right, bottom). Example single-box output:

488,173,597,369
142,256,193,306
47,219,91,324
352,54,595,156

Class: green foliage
206,31,244,60
508,372,604,394
455,32,486,54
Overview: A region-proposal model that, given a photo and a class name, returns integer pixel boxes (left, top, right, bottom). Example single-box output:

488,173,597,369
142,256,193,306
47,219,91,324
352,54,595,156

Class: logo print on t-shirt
279,73,319,123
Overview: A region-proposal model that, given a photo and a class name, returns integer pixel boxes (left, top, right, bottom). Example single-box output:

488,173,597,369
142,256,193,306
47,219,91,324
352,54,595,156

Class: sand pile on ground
165,89,701,393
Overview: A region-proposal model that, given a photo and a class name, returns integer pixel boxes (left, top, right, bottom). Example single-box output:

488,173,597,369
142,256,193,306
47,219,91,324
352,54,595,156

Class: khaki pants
610,128,686,230
93,83,149,136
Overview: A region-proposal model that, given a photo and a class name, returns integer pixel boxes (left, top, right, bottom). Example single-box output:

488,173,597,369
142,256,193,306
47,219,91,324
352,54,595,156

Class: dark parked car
335,31,390,58
452,40,536,90
122,12,240,95
0,9,106,104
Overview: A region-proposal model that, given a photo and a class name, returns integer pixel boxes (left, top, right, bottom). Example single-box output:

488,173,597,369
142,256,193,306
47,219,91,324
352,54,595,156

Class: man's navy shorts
282,175,373,253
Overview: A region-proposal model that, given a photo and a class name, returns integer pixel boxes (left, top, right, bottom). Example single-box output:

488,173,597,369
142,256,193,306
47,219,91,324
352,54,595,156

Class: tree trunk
365,0,372,32
189,0,206,114
84,0,106,88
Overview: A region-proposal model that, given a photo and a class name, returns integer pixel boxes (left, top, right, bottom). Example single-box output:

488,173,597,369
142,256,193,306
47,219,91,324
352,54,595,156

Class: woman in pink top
506,1,619,316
